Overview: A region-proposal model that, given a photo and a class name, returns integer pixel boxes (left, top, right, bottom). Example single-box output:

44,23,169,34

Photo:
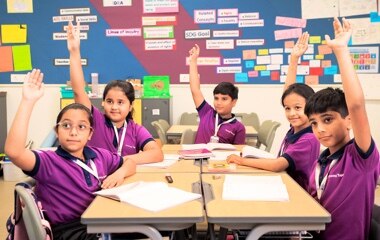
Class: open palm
325,18,352,49
22,69,44,101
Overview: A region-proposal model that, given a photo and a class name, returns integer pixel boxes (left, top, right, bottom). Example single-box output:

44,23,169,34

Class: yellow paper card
1,24,27,43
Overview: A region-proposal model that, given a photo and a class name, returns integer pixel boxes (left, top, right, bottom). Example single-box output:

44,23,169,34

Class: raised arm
189,44,205,108
284,32,309,91
67,21,91,110
326,18,371,152
4,69,44,171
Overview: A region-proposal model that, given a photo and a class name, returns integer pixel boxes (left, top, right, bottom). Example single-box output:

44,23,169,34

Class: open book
178,148,214,159
94,181,201,212
241,145,275,159
181,143,236,151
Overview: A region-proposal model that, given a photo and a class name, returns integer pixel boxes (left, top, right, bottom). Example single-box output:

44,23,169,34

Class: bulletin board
0,0,379,85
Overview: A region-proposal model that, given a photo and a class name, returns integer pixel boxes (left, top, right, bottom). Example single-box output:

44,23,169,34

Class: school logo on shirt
124,144,136,150
328,173,344,178
224,129,236,136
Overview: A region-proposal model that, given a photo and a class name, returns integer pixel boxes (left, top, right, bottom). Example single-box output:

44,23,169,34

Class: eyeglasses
57,122,92,133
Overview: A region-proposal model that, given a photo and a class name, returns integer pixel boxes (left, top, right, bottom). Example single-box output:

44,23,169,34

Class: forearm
284,55,300,91
241,157,288,172
5,100,35,160
69,50,91,107
118,158,136,178
124,147,164,164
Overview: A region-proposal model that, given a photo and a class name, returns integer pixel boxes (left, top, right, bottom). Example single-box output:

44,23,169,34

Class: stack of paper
178,148,214,159
181,143,237,151
241,145,275,159
222,175,289,201
94,181,201,212
138,154,179,168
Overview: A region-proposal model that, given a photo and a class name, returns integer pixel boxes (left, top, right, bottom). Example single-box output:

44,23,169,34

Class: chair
158,119,170,133
256,120,281,152
179,112,199,125
151,121,167,145
180,128,196,144
370,204,380,240
40,128,59,148
241,112,260,131
13,178,52,240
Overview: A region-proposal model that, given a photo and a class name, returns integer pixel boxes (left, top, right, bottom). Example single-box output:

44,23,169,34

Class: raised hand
22,69,44,101
188,44,200,63
67,21,81,53
325,17,352,50
291,32,309,58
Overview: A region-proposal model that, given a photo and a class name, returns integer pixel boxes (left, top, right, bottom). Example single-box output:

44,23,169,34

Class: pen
165,173,173,183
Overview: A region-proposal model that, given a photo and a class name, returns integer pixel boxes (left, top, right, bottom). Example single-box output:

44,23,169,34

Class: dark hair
55,103,93,130
304,87,348,118
281,83,315,107
103,80,135,120
213,82,239,100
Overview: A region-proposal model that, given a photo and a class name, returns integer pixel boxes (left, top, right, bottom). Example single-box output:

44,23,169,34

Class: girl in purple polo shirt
305,18,379,240
67,21,163,164
5,69,136,239
188,44,246,144
227,32,320,191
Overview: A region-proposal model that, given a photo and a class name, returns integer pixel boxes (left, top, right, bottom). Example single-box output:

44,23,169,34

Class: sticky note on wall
0,46,14,72
1,24,27,43
12,45,32,71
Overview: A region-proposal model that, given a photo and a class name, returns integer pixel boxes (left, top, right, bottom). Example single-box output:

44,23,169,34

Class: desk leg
208,223,216,240
218,227,228,240
246,223,325,240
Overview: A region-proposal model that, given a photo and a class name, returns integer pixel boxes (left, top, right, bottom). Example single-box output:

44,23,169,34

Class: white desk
202,173,331,240
81,173,204,239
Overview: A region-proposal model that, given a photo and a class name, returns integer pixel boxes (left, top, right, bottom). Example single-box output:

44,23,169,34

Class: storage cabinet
0,92,7,153
142,98,172,138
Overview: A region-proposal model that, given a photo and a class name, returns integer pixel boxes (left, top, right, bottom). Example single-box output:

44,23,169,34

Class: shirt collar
286,126,313,144
56,145,97,161
214,110,237,123
318,139,354,165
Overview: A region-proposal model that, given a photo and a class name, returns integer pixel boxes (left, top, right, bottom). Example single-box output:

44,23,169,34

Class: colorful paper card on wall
0,46,14,72
12,45,32,71
1,24,27,43
7,0,33,13
143,75,171,98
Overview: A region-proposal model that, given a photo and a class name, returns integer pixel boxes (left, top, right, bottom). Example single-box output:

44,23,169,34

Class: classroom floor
1,176,380,239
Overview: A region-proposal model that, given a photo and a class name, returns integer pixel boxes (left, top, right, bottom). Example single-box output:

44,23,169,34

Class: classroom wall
1,83,380,154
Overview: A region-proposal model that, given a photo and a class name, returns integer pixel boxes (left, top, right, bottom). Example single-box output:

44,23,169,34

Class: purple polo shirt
195,101,246,144
24,146,123,225
278,126,320,190
89,106,154,156
308,139,379,240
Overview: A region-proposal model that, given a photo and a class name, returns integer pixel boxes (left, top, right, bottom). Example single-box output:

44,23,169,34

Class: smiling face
308,110,351,154
213,93,237,118
283,93,309,133
56,109,93,159
102,87,132,128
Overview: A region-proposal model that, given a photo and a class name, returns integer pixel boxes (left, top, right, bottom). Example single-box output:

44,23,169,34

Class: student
188,44,246,144
227,32,320,190
4,69,136,239
67,22,163,164
304,18,379,240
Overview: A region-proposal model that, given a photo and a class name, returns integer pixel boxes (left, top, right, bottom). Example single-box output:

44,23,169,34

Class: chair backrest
256,120,281,152
370,204,380,240
180,128,196,144
10,178,52,240
157,119,170,133
40,128,59,148
151,121,167,145
241,112,260,131
179,112,199,125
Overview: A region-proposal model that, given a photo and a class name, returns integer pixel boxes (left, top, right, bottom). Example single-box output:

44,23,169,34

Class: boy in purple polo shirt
188,44,246,144
5,69,136,239
305,18,379,240
67,22,163,164
227,33,319,190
